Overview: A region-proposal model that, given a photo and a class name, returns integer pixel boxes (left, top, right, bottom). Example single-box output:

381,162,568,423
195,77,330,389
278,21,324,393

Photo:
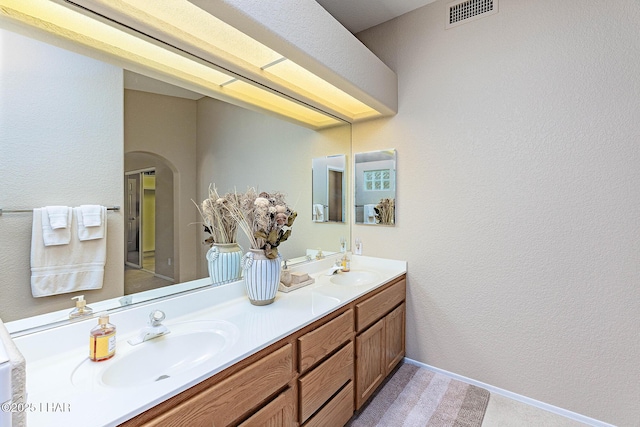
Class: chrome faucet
127,310,170,345
326,261,343,276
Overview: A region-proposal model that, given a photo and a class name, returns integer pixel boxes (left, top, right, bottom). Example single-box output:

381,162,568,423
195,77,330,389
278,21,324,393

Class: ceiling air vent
446,0,498,29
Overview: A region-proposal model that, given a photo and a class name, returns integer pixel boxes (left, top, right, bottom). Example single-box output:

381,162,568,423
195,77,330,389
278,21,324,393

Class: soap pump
89,312,116,362
341,252,351,272
69,295,93,319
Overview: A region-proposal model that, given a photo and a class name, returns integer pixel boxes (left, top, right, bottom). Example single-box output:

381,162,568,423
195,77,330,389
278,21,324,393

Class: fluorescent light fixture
0,0,345,128
264,58,379,120
81,0,379,120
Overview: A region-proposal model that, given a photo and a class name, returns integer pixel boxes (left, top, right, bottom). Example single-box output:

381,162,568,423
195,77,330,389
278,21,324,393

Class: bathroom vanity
8,255,406,427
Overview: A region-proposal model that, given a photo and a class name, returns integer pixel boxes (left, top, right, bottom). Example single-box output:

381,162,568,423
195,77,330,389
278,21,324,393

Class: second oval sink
329,270,380,286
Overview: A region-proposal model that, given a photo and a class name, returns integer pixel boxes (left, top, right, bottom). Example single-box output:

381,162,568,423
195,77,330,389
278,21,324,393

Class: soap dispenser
69,295,93,319
341,252,351,272
89,312,116,362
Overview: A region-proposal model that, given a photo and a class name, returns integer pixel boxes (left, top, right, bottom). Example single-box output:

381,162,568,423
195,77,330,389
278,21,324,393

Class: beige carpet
349,363,490,427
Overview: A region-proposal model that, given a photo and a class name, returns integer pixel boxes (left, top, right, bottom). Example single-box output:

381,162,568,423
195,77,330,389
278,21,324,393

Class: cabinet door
238,388,295,427
355,318,386,409
385,302,405,374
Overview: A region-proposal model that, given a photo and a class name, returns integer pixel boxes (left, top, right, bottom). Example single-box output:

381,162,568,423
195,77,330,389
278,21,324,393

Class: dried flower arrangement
223,188,297,259
196,185,239,247
374,198,395,225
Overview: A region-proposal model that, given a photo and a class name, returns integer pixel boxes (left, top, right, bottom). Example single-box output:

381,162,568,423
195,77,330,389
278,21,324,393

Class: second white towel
77,206,106,241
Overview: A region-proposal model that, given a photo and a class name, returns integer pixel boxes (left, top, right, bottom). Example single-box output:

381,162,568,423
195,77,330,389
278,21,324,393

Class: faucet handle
149,310,166,326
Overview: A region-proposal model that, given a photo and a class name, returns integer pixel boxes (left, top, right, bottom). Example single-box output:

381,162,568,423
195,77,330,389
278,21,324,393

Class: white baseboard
403,358,615,427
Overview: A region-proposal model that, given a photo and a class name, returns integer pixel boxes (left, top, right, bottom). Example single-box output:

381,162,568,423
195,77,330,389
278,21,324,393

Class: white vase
241,249,281,305
206,243,243,285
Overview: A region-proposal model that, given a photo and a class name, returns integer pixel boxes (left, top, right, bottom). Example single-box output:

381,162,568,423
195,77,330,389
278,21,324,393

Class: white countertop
11,255,406,427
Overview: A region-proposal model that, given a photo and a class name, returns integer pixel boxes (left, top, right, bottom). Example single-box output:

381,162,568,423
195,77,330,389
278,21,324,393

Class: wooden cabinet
355,278,406,409
297,309,354,425
303,381,354,427
356,277,406,332
385,303,406,373
122,275,406,427
299,342,353,423
124,343,294,427
238,388,295,427
298,309,354,374
355,318,386,408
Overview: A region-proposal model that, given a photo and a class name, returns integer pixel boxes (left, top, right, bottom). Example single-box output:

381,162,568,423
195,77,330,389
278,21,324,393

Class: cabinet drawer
299,309,354,373
144,344,293,427
303,381,354,427
298,341,354,423
356,278,405,332
238,387,295,427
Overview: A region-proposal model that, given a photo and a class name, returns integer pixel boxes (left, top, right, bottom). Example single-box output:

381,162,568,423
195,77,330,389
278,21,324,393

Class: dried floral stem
375,198,395,225
222,187,296,259
196,185,239,245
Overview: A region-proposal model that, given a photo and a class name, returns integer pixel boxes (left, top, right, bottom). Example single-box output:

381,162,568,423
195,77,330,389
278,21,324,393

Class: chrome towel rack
0,206,120,216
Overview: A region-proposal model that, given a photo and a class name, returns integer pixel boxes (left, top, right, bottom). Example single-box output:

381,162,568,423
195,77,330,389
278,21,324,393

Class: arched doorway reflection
124,152,175,294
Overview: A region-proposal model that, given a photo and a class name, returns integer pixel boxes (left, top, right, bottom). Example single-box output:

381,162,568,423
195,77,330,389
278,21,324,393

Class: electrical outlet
168,258,172,266
354,238,363,255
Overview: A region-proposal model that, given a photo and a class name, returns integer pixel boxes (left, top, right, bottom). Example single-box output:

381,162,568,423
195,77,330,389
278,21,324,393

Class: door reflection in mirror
312,155,346,223
354,149,396,225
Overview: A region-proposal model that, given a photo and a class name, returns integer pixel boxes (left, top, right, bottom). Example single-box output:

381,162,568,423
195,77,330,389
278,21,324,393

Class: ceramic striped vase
206,243,243,286
241,249,281,305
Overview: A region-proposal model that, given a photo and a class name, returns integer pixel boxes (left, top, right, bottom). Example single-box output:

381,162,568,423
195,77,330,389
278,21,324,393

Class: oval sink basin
329,270,380,286
71,320,238,389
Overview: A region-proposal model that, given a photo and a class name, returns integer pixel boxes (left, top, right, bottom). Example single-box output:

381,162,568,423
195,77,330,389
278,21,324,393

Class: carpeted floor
349,363,490,427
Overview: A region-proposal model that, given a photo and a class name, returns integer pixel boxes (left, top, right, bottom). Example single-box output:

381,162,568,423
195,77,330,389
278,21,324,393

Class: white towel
313,204,325,222
30,208,106,297
40,207,72,246
77,206,106,241
46,205,70,229
364,204,377,224
80,204,103,227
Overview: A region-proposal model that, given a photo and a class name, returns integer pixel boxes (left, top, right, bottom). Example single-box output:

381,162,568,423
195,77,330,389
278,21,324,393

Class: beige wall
354,1,640,425
0,29,124,321
124,90,199,282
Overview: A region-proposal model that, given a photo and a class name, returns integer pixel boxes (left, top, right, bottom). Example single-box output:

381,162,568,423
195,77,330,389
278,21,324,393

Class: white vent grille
446,0,498,29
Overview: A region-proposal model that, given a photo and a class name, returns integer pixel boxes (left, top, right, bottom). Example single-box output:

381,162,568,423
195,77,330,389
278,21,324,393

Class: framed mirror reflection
354,149,396,225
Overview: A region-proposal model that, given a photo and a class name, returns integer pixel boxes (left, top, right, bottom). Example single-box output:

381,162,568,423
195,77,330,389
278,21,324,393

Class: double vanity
9,254,406,426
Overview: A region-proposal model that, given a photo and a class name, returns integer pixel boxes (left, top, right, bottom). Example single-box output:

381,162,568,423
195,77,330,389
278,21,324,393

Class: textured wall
0,29,124,321
354,0,640,425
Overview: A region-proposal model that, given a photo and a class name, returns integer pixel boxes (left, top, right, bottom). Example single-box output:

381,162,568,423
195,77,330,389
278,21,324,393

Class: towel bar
0,206,120,216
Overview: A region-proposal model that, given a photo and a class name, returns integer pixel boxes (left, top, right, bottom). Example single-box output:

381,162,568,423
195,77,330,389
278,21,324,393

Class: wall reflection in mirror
354,149,396,225
312,155,346,223
0,26,351,331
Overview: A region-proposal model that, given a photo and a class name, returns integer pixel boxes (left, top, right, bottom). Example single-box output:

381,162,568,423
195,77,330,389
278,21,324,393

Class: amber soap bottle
89,313,116,362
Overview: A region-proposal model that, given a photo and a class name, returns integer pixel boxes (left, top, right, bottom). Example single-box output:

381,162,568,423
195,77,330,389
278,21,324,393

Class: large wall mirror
0,24,351,331
354,149,396,225
312,155,346,223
